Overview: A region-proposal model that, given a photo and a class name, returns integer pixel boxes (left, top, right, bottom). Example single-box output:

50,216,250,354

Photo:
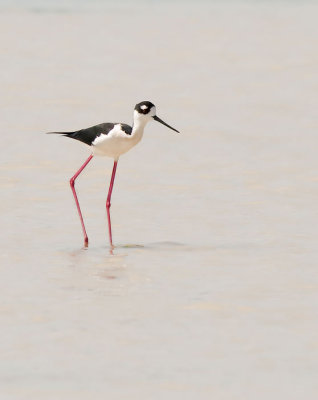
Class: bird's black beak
153,115,180,133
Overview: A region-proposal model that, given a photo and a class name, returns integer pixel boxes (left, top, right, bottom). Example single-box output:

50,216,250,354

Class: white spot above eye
140,105,148,110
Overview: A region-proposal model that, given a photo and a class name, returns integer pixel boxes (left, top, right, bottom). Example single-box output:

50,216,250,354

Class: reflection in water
67,246,128,280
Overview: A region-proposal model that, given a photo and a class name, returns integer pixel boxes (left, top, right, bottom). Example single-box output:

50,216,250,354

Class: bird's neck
130,123,144,147
132,120,146,133
131,111,148,138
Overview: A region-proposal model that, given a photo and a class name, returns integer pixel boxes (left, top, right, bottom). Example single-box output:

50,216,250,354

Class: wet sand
1,1,318,399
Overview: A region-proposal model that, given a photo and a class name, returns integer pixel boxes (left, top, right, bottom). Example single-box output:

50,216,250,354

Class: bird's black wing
48,123,117,145
119,124,132,135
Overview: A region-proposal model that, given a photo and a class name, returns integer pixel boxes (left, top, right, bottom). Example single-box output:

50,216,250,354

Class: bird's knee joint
70,178,75,187
106,201,111,209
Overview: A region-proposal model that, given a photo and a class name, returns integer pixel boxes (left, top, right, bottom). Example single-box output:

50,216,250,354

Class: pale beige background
1,1,318,399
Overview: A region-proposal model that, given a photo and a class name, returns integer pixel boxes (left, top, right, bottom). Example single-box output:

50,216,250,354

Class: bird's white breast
92,124,143,160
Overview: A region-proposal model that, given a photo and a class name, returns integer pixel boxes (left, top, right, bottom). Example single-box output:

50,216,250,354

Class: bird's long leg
106,160,118,248
69,154,93,247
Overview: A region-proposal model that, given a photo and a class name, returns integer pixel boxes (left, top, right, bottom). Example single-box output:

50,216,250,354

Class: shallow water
1,1,318,399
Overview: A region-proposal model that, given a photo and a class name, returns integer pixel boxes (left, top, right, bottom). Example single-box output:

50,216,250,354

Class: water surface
1,2,318,399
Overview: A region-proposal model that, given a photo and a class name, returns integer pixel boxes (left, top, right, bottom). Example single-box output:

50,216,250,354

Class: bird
48,101,179,249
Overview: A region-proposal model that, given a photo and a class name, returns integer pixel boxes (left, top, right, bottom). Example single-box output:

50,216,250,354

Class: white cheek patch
140,105,148,110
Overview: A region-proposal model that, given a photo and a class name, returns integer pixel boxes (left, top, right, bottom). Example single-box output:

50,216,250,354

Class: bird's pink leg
106,160,118,248
69,154,93,247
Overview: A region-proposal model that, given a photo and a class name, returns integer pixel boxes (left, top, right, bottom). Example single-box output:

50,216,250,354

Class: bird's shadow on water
65,241,183,263
113,241,255,253
66,239,255,259
61,239,261,284
65,241,190,266
116,241,186,251
64,240,217,271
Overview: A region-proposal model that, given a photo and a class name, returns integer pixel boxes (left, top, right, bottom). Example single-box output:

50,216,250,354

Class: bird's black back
48,122,132,145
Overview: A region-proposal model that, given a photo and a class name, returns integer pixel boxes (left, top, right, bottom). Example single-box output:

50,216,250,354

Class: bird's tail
46,131,77,138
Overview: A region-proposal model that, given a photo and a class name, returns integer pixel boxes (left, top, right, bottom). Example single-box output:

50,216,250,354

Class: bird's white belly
92,125,143,159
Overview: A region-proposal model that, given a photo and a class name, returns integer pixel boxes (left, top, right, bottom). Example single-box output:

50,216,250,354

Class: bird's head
134,101,179,133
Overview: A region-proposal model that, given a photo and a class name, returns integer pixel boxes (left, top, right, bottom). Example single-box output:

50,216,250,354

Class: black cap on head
135,101,155,115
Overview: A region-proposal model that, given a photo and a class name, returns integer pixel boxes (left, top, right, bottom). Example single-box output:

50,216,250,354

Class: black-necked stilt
48,101,179,248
